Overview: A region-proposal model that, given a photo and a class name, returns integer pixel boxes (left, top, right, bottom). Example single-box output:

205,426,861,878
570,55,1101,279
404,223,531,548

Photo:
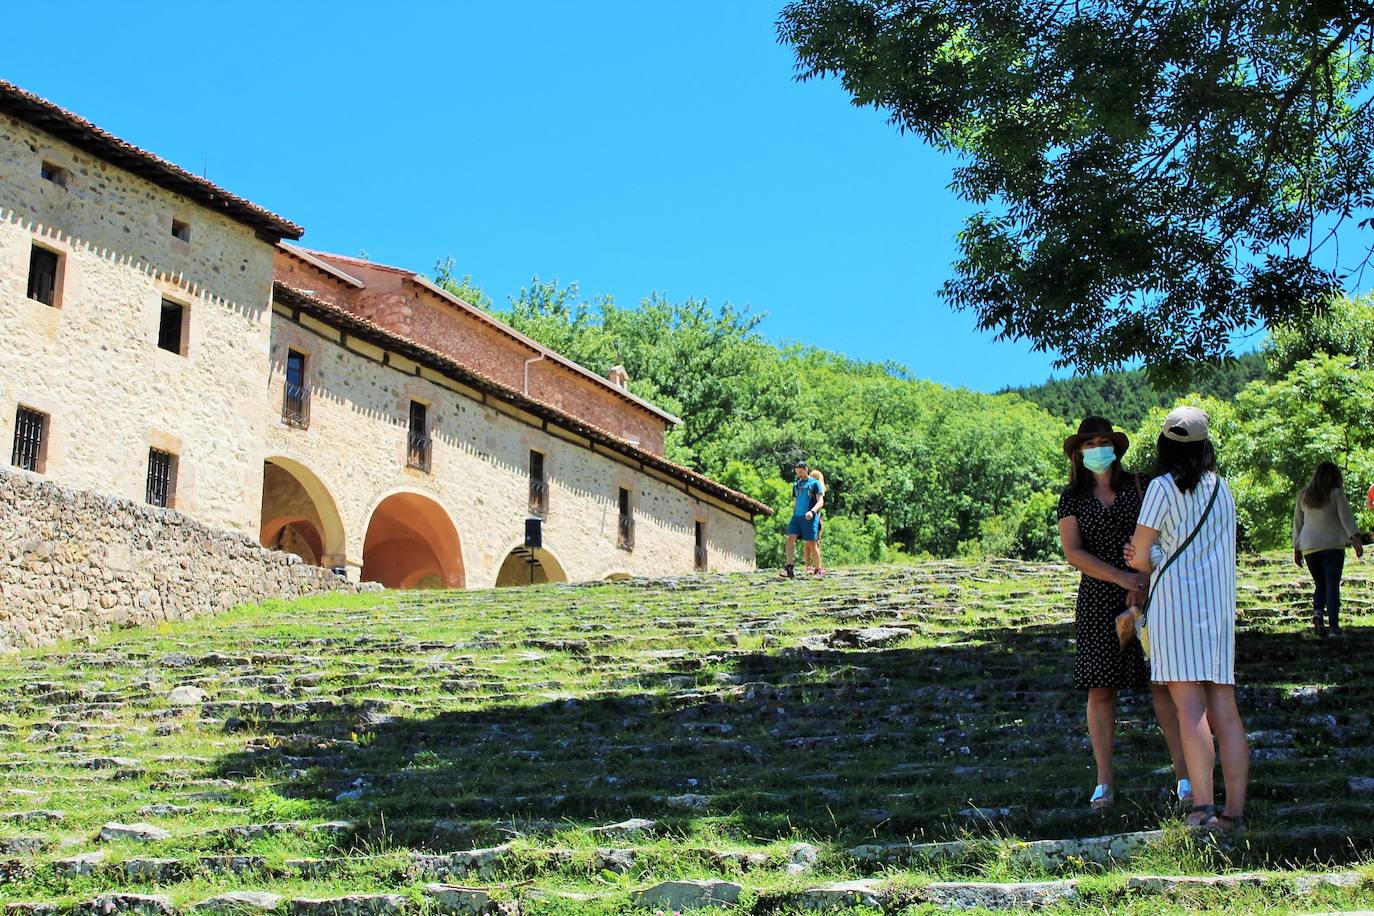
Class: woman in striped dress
1126,406,1249,830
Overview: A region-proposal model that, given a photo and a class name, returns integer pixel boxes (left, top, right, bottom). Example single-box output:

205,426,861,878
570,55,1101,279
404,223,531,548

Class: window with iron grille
282,350,309,428
407,401,430,471
617,487,634,550
146,449,175,508
11,407,47,473
27,245,59,306
695,521,707,571
158,300,186,354
529,450,548,517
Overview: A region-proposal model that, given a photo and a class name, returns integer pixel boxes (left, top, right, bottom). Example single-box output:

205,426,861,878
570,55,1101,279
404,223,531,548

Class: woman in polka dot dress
1057,417,1191,810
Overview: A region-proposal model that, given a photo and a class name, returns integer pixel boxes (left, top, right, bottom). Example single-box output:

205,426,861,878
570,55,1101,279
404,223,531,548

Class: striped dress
1136,471,1238,684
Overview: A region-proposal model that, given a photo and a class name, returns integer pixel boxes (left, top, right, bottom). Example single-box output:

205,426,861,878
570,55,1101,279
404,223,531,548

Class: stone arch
260,457,346,568
362,491,464,589
494,543,568,587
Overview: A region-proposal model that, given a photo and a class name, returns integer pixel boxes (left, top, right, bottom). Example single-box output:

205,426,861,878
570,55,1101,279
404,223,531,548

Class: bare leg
1204,684,1249,818
813,534,824,571
1150,683,1190,780
1087,687,1117,787
785,535,797,567
1167,681,1216,817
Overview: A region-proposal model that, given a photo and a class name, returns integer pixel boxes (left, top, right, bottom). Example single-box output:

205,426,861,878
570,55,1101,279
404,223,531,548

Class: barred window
146,449,175,508
407,401,430,471
529,450,548,517
27,245,59,306
282,350,309,428
11,407,47,473
617,487,634,550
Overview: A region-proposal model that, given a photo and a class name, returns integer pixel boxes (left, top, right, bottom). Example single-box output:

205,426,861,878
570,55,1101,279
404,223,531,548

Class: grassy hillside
2,558,1373,914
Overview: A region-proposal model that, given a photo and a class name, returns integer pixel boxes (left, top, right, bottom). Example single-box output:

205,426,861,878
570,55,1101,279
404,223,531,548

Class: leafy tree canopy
778,0,1374,379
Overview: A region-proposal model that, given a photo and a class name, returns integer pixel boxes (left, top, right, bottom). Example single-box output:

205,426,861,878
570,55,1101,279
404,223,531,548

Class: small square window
171,218,190,242
146,448,176,508
11,406,48,473
158,299,186,355
27,245,60,307
40,161,68,187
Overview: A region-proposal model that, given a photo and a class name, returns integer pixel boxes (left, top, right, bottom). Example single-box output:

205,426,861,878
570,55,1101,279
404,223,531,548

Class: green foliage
1129,354,1374,550
1266,294,1374,376
444,271,1073,563
778,1,1374,378
1009,353,1269,431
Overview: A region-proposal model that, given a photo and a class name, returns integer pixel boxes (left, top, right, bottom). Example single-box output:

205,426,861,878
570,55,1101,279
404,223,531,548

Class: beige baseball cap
1162,406,1210,442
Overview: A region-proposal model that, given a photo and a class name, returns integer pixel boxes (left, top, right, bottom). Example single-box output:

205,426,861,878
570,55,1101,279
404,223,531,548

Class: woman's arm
1335,489,1364,559
1127,523,1160,574
1059,516,1145,591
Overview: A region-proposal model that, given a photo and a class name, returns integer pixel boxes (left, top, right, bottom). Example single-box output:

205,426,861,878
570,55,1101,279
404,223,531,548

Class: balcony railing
529,477,548,517
694,545,708,571
617,515,635,550
282,382,310,429
407,431,432,472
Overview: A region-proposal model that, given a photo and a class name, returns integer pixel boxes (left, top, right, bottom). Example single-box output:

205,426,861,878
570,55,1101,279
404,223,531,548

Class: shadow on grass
209,621,1374,865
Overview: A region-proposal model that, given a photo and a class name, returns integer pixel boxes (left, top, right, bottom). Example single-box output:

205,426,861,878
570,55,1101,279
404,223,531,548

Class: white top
1137,472,1238,684
1292,488,1359,553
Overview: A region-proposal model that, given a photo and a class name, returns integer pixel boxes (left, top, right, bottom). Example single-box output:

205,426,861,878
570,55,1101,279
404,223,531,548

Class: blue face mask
1081,446,1117,474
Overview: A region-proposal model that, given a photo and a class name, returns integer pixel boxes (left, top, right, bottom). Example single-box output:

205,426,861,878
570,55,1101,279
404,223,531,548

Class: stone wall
0,113,278,536
0,468,355,652
276,249,670,454
265,305,758,587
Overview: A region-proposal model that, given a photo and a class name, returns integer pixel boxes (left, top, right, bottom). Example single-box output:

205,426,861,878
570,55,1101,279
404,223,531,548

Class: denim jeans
1306,548,1346,629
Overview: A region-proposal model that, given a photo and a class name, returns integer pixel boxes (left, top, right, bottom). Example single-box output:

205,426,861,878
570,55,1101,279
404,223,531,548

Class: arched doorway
495,546,568,587
260,458,346,568
362,492,464,589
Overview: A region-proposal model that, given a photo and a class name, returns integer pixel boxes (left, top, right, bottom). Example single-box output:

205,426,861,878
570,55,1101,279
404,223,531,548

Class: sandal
1186,803,1222,827
1215,812,1247,832
1089,784,1114,810
778,564,795,579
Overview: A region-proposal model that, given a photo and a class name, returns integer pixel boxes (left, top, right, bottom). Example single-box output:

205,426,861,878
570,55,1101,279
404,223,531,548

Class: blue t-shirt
793,477,822,517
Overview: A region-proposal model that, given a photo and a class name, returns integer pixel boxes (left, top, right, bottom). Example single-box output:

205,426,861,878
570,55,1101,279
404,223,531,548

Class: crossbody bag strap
1141,476,1221,623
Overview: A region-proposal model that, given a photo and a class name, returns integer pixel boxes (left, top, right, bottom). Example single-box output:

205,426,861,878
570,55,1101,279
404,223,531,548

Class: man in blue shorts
780,460,824,578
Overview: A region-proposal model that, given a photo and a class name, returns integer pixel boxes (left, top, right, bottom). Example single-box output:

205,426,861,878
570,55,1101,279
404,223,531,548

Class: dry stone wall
0,468,355,652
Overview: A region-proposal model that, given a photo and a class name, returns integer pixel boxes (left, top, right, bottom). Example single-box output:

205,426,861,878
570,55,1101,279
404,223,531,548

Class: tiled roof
0,80,303,241
273,281,773,517
293,247,684,426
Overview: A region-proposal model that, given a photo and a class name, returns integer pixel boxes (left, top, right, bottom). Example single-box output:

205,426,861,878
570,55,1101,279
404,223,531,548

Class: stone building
0,80,767,591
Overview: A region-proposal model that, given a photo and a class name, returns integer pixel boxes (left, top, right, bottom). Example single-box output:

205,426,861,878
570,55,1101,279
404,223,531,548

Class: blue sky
6,1,1067,390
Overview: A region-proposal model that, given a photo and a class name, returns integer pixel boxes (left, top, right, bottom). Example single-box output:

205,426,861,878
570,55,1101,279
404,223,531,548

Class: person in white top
1293,461,1364,637
1126,406,1249,831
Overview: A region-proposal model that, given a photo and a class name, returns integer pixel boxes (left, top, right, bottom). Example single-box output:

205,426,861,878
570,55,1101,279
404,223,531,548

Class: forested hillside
1007,353,1270,430
435,263,1374,564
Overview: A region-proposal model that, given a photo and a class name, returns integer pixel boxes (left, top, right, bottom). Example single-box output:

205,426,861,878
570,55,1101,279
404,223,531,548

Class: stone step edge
14,828,1183,877
3,871,1367,915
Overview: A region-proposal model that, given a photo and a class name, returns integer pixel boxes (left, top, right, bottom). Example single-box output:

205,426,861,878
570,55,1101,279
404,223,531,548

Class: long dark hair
1301,461,1344,509
1150,435,1217,493
1065,448,1131,496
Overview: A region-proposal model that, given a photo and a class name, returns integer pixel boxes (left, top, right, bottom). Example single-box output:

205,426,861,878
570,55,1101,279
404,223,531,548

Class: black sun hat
1063,416,1130,458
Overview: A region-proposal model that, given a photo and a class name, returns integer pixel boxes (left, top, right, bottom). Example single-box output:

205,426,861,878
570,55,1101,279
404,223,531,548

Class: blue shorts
787,514,820,541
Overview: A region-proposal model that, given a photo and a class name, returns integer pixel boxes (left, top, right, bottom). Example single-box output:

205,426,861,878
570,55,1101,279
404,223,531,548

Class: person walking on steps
1127,406,1248,831
1057,416,1191,811
780,460,823,578
807,469,828,577
1294,461,1364,638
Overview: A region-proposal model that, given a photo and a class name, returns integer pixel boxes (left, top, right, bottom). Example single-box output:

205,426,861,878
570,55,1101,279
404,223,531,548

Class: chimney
608,365,629,389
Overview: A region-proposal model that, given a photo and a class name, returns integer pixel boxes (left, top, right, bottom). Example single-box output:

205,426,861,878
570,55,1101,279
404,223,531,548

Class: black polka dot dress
1058,481,1151,691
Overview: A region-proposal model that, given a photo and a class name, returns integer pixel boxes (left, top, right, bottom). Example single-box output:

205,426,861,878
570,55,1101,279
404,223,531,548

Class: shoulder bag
1119,476,1221,658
